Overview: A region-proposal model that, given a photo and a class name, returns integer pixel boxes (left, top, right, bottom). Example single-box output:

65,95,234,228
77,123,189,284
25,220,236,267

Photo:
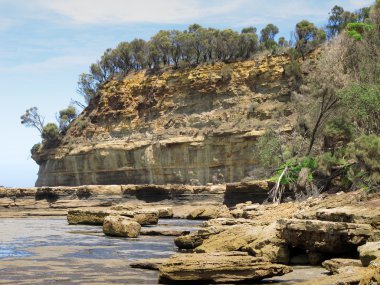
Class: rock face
33,55,297,187
103,215,141,238
315,206,380,229
158,252,292,284
279,219,373,254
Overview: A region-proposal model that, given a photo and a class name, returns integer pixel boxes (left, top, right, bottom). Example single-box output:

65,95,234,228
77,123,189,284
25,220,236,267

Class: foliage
284,48,302,85
270,157,317,186
260,24,279,50
295,20,325,59
75,118,88,130
323,117,354,143
346,22,373,41
339,84,380,134
342,2,380,84
347,135,380,190
41,123,60,147
326,5,363,39
77,73,98,104
303,39,350,155
58,105,77,132
77,24,262,101
20,107,45,134
316,152,344,176
30,143,42,156
255,130,283,168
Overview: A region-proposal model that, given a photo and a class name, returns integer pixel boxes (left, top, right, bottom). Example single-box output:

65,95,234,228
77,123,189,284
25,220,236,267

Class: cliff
34,54,299,186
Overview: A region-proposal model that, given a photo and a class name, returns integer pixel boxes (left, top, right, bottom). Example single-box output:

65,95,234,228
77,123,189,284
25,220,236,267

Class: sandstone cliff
34,54,299,186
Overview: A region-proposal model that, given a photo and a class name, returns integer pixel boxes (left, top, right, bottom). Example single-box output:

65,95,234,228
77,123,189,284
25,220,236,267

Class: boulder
132,209,159,225
279,219,373,254
158,252,292,284
174,234,203,250
322,259,362,274
156,207,174,218
297,167,310,189
192,223,290,264
67,208,159,226
195,224,257,253
67,208,118,225
358,242,380,266
103,215,141,238
187,205,231,220
130,258,167,270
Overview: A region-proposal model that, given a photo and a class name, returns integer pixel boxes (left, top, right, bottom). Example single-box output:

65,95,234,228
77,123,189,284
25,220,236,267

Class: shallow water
0,217,328,284
0,217,200,284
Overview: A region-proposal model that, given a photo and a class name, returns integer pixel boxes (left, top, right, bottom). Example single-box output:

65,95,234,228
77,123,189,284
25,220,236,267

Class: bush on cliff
30,143,42,156
347,135,380,191
41,123,60,148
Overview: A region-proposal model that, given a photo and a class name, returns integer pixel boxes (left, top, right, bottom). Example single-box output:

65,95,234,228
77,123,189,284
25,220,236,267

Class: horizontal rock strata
33,55,297,187
67,208,159,226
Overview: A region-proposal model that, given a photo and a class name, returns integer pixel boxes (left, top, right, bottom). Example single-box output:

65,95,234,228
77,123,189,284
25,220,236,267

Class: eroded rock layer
34,55,297,186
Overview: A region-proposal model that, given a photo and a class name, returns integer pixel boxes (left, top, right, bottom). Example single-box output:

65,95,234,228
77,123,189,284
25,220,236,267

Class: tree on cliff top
20,107,45,134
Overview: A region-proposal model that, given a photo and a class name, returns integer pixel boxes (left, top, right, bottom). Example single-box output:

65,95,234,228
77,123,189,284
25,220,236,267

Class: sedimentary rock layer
33,55,297,186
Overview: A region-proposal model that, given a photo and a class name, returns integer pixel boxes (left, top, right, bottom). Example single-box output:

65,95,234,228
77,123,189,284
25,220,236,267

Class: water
0,217,201,284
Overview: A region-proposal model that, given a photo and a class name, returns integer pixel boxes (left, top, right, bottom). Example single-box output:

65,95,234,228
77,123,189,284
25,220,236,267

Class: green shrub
42,123,60,147
285,49,302,82
270,157,317,186
76,118,88,130
30,143,42,155
324,118,353,142
339,84,380,134
347,135,380,190
346,22,373,41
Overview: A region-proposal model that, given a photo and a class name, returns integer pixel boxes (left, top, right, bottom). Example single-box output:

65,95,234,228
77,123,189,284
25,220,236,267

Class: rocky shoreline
1,184,380,284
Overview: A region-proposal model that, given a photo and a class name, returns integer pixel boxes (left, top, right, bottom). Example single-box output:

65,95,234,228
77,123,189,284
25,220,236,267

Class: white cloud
35,0,246,24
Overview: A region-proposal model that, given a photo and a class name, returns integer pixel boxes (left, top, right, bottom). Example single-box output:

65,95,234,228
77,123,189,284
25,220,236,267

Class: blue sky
0,0,373,187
